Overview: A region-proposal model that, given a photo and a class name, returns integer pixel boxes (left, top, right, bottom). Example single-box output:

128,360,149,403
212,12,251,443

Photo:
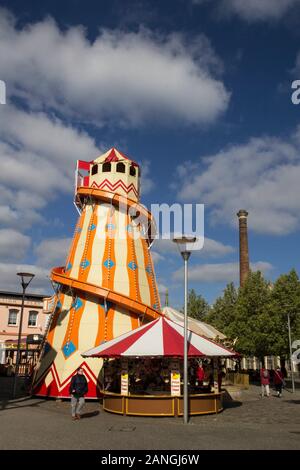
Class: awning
82,317,237,358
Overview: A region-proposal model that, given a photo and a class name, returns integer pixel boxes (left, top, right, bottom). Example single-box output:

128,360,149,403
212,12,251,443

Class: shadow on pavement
81,410,100,419
223,401,242,409
0,396,47,411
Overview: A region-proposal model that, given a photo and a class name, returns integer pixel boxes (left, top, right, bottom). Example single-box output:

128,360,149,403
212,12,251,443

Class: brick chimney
237,210,250,287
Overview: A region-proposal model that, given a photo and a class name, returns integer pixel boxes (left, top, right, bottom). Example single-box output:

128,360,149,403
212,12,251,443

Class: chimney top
237,209,248,218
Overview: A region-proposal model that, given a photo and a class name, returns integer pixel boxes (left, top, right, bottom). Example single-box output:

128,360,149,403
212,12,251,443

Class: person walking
69,367,88,420
274,367,285,398
260,366,270,397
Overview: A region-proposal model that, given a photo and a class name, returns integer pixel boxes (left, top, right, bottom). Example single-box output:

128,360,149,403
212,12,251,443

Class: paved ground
0,383,299,450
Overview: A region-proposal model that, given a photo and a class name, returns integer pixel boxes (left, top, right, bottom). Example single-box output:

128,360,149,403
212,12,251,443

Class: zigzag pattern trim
35,360,99,393
91,179,139,197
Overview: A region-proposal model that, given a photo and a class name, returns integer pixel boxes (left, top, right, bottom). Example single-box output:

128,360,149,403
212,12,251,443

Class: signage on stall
170,359,181,396
121,359,128,395
171,371,181,396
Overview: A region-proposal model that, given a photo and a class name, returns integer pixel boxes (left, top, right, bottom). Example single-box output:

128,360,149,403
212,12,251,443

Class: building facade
0,291,50,368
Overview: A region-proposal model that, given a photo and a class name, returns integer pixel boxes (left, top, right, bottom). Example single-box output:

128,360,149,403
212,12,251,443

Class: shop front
83,317,237,417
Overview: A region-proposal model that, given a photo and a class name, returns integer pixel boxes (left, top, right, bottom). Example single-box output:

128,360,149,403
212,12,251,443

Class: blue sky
0,0,300,309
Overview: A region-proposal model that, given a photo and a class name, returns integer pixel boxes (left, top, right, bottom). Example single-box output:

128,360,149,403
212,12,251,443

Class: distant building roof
0,291,45,301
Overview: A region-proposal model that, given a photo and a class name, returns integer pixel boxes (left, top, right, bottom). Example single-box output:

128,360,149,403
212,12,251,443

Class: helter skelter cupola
34,148,161,398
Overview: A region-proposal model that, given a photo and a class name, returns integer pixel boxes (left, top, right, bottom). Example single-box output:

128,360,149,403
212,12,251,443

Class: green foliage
206,283,237,334
207,269,300,358
268,269,300,356
183,288,210,321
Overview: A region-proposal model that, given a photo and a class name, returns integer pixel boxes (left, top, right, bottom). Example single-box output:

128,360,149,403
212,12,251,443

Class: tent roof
93,148,139,167
163,306,226,340
82,317,237,358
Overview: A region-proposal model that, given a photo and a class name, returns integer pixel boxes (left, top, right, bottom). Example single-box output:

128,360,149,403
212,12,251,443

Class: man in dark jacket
69,367,88,420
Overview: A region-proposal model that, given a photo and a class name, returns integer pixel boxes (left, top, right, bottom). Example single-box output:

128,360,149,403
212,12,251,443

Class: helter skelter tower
34,148,161,398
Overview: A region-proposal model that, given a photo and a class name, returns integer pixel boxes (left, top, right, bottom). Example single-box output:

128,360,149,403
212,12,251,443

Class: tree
224,271,273,358
207,283,238,335
268,269,300,357
183,289,210,321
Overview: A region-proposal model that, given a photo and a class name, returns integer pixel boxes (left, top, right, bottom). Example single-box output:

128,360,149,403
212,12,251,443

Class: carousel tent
163,306,226,340
82,317,236,358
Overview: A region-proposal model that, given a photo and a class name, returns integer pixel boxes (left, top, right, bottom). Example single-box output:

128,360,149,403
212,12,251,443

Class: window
28,311,38,327
129,165,136,177
116,162,125,173
102,162,111,172
91,164,98,175
8,309,18,326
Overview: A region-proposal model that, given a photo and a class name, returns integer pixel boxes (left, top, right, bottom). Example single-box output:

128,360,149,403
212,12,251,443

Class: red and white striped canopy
82,317,237,358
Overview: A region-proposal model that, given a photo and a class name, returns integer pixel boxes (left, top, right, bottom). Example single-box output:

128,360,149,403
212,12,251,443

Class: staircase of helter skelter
33,148,162,398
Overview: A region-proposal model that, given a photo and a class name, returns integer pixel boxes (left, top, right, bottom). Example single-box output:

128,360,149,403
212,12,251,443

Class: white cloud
0,229,30,261
176,131,300,235
0,8,229,126
140,161,155,195
202,237,235,257
0,105,99,229
153,236,234,258
34,238,72,268
172,261,274,283
0,105,98,169
218,0,299,22
151,251,165,264
158,282,169,294
0,262,51,294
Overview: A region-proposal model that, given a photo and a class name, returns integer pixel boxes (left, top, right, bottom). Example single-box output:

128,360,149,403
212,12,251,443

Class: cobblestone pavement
0,385,299,450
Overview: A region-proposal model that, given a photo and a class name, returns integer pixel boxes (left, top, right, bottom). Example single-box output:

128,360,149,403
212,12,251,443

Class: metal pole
287,312,295,393
183,253,190,424
13,285,26,398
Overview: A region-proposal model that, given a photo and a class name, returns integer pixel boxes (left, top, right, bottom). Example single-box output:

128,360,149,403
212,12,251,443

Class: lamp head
172,236,197,260
17,272,35,290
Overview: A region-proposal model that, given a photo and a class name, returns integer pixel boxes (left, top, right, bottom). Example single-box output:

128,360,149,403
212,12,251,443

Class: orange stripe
47,293,65,346
65,211,85,273
95,303,106,346
105,305,115,341
62,297,86,354
126,215,141,302
78,205,98,283
130,313,139,330
141,238,158,310
148,249,161,311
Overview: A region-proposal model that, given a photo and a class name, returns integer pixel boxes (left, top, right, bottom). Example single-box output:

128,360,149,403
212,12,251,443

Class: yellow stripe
113,306,135,337
78,205,98,283
70,205,93,280
51,294,73,353
87,204,109,287
78,298,99,351
113,208,129,296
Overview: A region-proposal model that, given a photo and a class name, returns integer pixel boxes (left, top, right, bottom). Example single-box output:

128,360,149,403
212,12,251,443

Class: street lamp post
13,272,35,398
287,312,295,393
173,236,197,424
